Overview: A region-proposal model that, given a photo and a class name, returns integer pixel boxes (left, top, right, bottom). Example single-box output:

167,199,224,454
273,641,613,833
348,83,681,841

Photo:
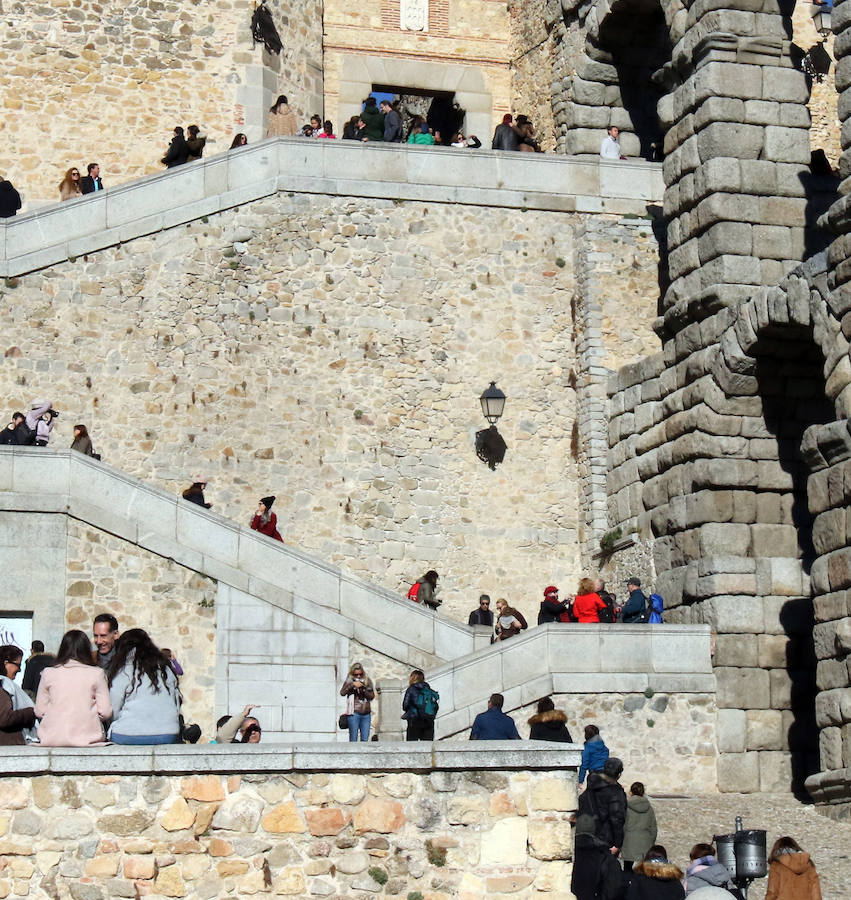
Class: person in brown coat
267,95,297,137
765,836,822,900
0,645,36,745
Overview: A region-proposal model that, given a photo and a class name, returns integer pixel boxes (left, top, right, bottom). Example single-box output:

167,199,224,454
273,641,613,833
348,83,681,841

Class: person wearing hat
538,585,569,624
250,496,283,542
622,577,648,623
182,477,212,509
570,812,626,900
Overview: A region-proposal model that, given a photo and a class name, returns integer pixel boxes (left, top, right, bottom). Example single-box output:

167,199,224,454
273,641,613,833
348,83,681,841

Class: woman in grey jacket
621,782,658,871
106,629,180,744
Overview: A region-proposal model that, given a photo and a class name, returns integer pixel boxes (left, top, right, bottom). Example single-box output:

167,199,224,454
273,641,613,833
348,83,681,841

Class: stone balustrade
0,139,664,277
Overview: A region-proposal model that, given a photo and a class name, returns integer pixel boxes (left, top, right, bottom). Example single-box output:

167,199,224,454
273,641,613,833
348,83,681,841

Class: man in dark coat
380,100,403,142
571,813,626,900
0,178,22,217
21,641,55,700
162,127,190,168
621,577,648,623
579,757,628,854
467,594,494,626
80,163,103,194
360,97,385,142
470,693,520,740
492,114,520,151
538,585,569,624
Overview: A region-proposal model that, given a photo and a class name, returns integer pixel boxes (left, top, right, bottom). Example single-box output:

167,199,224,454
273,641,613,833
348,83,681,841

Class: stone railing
0,139,664,277
0,448,490,667
0,743,580,899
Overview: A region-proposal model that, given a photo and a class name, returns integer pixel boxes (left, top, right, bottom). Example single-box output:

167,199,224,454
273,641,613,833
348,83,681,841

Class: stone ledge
0,742,581,776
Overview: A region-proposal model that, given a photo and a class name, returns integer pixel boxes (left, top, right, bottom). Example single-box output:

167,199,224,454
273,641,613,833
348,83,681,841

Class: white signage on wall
400,0,429,32
0,614,32,653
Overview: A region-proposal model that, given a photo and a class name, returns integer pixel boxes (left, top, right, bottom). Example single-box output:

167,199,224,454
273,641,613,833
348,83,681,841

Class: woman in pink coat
35,630,112,746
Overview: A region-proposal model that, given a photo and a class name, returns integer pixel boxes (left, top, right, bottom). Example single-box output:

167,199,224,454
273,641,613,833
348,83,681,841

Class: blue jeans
348,713,371,742
110,733,179,745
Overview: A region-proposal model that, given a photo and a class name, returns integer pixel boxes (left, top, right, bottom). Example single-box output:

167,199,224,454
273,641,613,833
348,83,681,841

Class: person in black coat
80,163,104,194
0,178,22,217
571,814,626,900
538,585,569,624
579,758,628,853
182,479,212,508
0,413,25,445
625,846,685,900
528,697,573,742
161,127,189,168
467,594,494,626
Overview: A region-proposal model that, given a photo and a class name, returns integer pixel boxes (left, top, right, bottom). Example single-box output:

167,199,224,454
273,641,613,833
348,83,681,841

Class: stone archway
335,55,493,145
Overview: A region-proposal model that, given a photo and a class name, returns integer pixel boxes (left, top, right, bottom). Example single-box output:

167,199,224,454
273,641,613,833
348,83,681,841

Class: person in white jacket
600,126,623,160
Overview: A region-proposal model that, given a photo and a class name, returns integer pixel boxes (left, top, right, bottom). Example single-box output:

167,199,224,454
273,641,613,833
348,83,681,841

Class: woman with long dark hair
0,644,35,745
107,628,181,744
71,424,95,456
35,630,111,746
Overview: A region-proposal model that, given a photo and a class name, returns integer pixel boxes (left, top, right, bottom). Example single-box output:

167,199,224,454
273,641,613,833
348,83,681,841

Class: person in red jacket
572,577,607,623
250,495,283,542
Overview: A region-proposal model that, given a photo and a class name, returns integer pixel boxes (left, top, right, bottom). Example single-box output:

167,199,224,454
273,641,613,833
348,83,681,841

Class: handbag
338,714,349,730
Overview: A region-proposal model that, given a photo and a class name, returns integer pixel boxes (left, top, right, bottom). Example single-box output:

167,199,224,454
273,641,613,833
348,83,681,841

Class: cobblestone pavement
653,794,851,899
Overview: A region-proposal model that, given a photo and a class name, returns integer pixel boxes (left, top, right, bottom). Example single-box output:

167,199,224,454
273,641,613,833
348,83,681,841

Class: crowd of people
0,399,98,457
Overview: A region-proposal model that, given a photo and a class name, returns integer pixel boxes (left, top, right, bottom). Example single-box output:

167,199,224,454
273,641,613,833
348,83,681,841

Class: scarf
0,675,39,742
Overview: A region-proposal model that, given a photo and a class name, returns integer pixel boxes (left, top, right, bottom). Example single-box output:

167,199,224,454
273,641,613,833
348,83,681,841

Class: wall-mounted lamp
811,2,832,37
476,382,507,470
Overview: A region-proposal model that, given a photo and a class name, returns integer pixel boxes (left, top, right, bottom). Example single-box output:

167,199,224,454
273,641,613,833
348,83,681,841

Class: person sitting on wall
621,577,648,623
0,645,37,745
92,613,120,670
250,495,283,542
600,125,626,160
182,477,212,509
214,703,261,743
470,693,520,740
468,594,494,627
528,696,573,742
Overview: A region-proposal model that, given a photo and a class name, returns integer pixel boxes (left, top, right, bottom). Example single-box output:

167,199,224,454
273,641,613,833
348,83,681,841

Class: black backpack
15,419,37,445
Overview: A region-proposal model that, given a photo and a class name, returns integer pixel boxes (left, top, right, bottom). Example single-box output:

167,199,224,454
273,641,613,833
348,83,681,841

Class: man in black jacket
80,163,104,194
467,594,493,627
579,757,628,854
380,100,403,143
538,585,569,624
571,814,626,900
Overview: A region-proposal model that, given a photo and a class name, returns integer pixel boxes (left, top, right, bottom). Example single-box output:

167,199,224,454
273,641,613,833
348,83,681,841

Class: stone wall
0,192,660,623
0,748,579,900
0,0,322,204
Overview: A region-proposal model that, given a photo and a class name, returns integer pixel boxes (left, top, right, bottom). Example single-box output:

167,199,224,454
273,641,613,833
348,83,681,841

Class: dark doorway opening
371,85,465,143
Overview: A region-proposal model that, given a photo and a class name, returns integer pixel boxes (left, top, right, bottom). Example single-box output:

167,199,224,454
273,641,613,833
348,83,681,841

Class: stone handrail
0,448,490,667
0,741,580,776
0,139,664,277
378,621,715,739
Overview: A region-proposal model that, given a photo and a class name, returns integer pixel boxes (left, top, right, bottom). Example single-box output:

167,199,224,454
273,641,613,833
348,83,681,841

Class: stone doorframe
336,54,493,144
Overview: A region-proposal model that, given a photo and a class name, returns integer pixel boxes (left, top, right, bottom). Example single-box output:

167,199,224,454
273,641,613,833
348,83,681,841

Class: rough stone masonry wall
0,0,322,204
0,769,578,899
0,195,658,623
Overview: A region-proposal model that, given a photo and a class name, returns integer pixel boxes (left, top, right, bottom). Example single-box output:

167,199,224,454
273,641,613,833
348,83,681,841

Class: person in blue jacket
470,693,520,740
579,724,610,784
621,577,648,623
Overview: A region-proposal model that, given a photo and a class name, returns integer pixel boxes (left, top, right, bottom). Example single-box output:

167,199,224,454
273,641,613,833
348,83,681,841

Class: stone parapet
0,139,664,278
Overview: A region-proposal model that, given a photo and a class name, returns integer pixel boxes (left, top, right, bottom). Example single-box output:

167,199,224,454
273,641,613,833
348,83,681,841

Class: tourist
571,813,626,900
342,115,360,140
21,640,55,701
317,120,336,139
0,177,22,217
492,113,519,151
380,100,403,143
92,613,119,669
494,598,527,641
106,628,181,744
622,577,648,623
241,722,262,742
230,133,248,149
360,97,384,142
578,757,627,855
80,162,104,194
470,693,520,740
21,398,52,445
214,703,260,743
161,126,189,168
538,585,569,624
594,577,617,623
578,723,610,784
764,836,821,900
573,577,608,623
648,593,664,623
58,167,83,201
186,125,206,161
354,118,369,141
450,132,481,148
408,570,440,610
685,843,739,894
516,116,542,152
600,125,624,160
408,122,435,145
182,477,212,508
527,696,573,742
250,495,283,541
0,412,25,445
70,424,96,457
467,594,494,627
626,845,685,900
340,661,374,742
300,123,314,137
35,407,59,447
267,95,297,137
34,630,111,746
161,649,184,678
0,645,36,745
622,782,658,871
402,668,439,741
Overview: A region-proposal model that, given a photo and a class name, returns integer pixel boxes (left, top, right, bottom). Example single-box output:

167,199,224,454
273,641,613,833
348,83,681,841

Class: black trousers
406,719,435,741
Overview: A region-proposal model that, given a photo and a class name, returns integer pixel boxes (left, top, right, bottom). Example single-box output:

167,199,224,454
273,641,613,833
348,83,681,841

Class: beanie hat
544,585,559,598
261,496,275,508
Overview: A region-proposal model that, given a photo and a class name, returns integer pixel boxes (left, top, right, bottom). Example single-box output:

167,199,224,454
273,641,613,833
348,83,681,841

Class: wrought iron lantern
479,382,506,425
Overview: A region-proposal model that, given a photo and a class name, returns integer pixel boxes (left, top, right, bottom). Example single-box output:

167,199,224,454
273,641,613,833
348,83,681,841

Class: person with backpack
621,577,648,623
571,812,626,900
578,757,628,856
402,669,439,741
407,570,440,610
594,578,617,624
648,594,664,624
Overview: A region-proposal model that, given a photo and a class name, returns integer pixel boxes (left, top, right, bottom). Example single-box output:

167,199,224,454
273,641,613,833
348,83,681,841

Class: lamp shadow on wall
475,426,507,470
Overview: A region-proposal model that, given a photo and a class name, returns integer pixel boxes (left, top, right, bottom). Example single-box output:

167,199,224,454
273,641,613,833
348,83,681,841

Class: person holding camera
35,408,59,446
339,662,374,742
